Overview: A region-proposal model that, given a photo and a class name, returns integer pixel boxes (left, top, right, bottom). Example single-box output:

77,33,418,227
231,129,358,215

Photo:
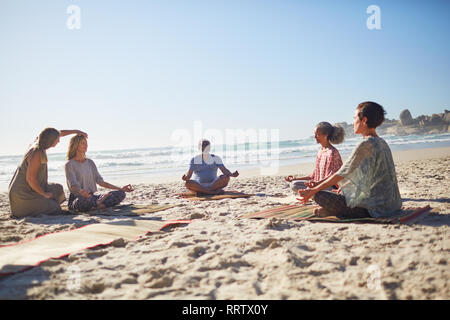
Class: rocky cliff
334,109,450,138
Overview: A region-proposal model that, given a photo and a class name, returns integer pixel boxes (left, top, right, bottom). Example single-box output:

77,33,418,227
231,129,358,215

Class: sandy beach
0,147,449,300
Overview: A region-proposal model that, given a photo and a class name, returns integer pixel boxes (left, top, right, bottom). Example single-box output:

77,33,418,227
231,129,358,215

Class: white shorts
289,180,335,194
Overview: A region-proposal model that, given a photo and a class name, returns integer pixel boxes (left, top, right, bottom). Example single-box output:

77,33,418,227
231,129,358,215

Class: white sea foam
0,133,449,188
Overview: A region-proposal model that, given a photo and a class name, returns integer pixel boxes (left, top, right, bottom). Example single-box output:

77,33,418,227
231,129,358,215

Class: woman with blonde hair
65,135,134,212
285,122,345,193
8,128,87,218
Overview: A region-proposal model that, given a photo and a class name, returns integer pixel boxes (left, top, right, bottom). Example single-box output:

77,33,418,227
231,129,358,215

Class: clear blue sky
1,0,449,156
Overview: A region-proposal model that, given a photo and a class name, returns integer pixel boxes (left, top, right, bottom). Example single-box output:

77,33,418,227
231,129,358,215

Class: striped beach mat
240,204,432,225
0,219,191,276
62,203,176,216
177,191,253,201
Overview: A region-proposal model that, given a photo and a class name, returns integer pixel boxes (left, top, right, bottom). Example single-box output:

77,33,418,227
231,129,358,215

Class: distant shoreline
125,145,450,185
3,145,448,193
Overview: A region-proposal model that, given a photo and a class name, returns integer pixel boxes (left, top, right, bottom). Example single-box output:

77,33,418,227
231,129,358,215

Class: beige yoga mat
62,203,176,216
0,219,190,275
177,191,253,201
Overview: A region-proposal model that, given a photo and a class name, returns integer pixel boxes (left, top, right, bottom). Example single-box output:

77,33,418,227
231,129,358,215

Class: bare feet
314,207,334,217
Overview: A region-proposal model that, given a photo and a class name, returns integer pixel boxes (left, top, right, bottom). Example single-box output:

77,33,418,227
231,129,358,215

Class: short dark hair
199,139,211,152
356,101,386,128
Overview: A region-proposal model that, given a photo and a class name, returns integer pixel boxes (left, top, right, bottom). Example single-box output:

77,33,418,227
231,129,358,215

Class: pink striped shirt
309,146,343,182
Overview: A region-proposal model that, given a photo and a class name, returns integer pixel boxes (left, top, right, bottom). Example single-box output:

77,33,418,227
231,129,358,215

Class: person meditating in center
182,139,239,195
65,135,134,212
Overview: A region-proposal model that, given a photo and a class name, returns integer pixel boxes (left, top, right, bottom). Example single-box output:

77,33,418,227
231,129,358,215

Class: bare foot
314,207,333,217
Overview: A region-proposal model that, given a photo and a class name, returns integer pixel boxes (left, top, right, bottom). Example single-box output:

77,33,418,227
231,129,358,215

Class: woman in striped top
285,122,345,193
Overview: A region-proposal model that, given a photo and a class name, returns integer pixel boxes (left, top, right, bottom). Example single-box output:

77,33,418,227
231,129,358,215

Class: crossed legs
312,190,370,218
185,175,230,195
68,190,126,212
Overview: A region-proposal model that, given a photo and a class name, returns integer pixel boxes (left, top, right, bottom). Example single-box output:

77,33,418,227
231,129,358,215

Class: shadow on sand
0,266,51,299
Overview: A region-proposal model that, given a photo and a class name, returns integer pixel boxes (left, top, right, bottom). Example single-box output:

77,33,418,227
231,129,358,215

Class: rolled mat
240,204,432,225
0,219,191,276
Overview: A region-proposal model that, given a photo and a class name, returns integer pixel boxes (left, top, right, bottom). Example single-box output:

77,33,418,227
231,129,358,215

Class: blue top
189,154,225,183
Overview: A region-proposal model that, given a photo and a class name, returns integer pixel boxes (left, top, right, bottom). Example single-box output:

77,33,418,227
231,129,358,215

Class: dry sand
0,147,449,299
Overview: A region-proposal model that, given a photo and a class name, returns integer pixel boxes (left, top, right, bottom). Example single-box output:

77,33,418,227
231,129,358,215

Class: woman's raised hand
76,130,88,138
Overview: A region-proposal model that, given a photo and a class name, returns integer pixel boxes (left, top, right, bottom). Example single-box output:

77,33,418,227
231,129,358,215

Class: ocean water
1,133,449,191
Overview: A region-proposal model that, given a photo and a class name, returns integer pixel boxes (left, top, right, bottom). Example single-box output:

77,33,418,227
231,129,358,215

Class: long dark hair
316,122,345,144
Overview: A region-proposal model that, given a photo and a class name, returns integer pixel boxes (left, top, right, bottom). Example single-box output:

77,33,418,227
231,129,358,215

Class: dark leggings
68,190,126,212
313,190,370,219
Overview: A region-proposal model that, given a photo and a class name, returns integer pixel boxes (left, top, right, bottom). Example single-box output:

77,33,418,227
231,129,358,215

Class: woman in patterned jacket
298,102,402,218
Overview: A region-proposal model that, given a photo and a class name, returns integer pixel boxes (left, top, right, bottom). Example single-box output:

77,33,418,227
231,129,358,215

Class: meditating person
182,139,239,195
65,135,134,212
285,122,344,193
8,128,87,218
298,101,402,218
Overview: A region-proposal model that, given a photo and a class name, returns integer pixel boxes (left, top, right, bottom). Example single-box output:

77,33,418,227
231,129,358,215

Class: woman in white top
65,135,134,212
